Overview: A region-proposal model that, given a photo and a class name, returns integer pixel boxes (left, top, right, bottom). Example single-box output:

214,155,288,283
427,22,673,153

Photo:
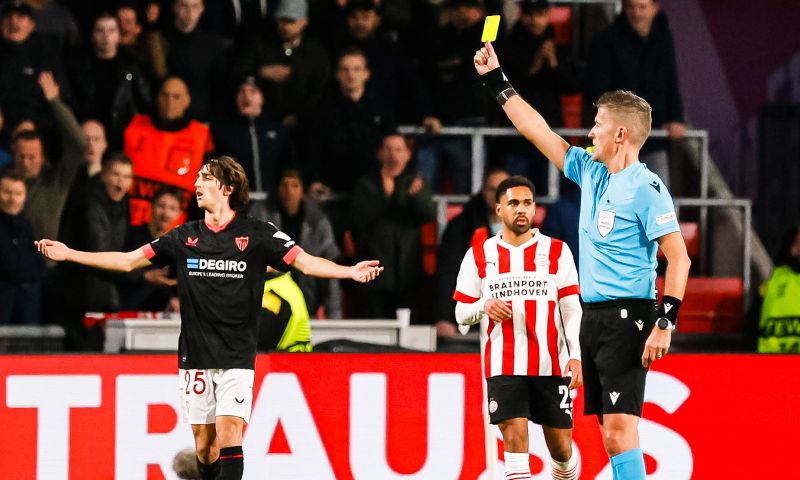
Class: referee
474,42,691,479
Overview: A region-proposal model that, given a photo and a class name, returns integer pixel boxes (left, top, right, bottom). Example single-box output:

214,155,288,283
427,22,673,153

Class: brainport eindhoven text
488,277,550,298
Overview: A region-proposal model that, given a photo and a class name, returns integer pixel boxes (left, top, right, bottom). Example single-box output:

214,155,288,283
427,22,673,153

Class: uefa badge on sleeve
235,236,249,252
489,399,498,413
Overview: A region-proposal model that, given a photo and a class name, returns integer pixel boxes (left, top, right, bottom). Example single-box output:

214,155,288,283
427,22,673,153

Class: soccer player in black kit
36,156,383,480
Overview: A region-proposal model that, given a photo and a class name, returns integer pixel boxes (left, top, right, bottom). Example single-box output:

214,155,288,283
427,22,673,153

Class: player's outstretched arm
474,42,570,171
35,239,152,272
292,251,383,283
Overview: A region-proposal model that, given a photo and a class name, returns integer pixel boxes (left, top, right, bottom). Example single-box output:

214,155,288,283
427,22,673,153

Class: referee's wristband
481,68,518,106
658,295,682,326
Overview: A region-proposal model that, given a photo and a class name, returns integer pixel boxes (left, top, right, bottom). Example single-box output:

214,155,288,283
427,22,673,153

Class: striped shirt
453,229,580,378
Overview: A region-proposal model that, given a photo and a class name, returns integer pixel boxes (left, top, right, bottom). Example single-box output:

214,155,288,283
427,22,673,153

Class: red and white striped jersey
453,229,580,378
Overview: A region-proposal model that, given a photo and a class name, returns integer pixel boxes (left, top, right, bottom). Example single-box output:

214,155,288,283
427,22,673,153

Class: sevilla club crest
235,236,249,251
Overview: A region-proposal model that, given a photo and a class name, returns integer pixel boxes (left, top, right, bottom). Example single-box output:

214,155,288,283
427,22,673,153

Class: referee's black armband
658,295,682,325
481,68,518,106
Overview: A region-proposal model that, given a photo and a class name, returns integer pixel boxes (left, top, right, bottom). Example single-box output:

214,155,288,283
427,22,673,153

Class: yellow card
481,15,501,43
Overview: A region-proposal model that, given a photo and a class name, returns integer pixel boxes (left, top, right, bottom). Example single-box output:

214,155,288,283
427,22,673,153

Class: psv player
453,176,582,480
36,156,383,480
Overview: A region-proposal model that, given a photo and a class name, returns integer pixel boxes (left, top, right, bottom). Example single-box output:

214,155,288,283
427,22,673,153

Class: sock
610,448,646,480
218,446,244,480
504,451,531,480
551,453,578,480
196,457,220,480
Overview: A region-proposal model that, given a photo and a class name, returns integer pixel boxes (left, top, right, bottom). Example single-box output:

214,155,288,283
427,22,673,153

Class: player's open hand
351,260,383,283
474,41,501,76
484,299,512,323
563,359,583,389
642,328,671,368
35,239,69,261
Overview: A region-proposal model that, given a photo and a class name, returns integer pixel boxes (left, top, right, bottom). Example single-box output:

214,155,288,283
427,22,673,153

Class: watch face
658,318,669,329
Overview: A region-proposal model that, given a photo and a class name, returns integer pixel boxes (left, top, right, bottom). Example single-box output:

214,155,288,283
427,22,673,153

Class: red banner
0,354,797,479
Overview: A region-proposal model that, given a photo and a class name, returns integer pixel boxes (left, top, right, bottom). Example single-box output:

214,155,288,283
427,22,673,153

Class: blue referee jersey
563,146,680,302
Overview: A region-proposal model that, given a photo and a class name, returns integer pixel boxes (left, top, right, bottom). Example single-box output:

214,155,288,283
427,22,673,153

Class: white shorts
178,368,255,425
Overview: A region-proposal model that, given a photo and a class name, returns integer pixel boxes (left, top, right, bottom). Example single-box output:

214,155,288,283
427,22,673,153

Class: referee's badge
598,210,615,237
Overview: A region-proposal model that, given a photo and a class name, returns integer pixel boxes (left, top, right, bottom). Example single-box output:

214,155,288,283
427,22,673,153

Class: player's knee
549,438,572,462
601,427,633,456
194,443,218,463
500,426,528,451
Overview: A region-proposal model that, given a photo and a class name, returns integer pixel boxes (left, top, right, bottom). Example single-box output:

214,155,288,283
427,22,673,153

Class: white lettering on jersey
656,212,677,225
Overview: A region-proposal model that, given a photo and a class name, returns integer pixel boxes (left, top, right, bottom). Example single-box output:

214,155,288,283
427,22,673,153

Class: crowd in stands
0,0,693,350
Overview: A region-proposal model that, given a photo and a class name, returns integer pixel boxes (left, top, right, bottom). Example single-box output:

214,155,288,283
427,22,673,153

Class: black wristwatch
656,317,675,330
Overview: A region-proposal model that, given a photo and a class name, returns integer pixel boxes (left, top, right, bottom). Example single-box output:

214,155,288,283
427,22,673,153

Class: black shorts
486,375,573,428
579,298,656,417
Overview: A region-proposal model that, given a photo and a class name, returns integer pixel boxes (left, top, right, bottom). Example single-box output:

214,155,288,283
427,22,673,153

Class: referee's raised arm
474,41,570,171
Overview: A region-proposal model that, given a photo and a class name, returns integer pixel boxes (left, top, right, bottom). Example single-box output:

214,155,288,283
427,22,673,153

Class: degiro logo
186,258,247,272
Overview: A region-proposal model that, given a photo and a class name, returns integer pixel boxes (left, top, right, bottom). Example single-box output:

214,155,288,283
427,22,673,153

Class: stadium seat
656,276,744,333
533,205,547,228
446,202,465,222
550,6,573,45
422,222,438,276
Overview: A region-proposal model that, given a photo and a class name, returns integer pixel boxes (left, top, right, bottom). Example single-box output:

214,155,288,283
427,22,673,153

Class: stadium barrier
2,353,796,479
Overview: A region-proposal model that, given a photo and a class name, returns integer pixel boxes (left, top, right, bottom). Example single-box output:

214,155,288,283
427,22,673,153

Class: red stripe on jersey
558,285,580,298
546,300,561,375
523,240,538,271
205,212,237,232
141,243,156,260
453,290,479,303
282,245,304,265
525,300,540,376
471,227,489,278
484,321,494,378
548,238,563,275
498,245,511,274
497,245,515,375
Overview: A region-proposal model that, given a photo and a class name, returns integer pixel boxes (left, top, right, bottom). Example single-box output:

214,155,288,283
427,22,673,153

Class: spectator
339,0,441,129
144,0,229,120
307,47,394,197
251,169,343,318
494,0,582,187
123,75,213,226
0,169,45,325
59,120,108,243
68,11,152,149
233,0,329,126
350,134,435,318
211,76,294,194
586,0,685,186
0,1,72,131
120,187,181,312
55,152,134,350
15,72,87,242
434,167,508,336
541,177,580,261
759,225,800,353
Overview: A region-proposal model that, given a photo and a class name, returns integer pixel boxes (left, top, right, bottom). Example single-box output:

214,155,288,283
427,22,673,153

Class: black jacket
0,33,72,129
308,87,395,192
0,211,45,325
211,113,294,193
587,11,684,128
435,193,494,323
67,50,152,148
350,168,436,294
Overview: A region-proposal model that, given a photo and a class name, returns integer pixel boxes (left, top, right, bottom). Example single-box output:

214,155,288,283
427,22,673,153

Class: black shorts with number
486,375,573,428
579,298,657,417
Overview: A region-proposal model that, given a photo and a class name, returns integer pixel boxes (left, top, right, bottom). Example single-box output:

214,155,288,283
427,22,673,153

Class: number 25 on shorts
482,15,500,43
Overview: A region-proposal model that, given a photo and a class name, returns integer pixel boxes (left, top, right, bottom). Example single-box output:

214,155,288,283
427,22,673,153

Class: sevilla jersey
453,229,580,378
142,213,302,370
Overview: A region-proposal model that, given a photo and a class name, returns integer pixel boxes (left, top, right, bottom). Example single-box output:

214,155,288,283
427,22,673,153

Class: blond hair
595,90,652,146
